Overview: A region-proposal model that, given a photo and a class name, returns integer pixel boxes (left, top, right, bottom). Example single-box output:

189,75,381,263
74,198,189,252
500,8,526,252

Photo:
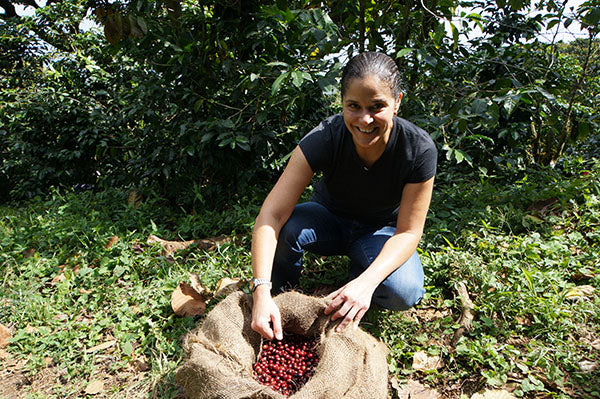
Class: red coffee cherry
253,333,320,396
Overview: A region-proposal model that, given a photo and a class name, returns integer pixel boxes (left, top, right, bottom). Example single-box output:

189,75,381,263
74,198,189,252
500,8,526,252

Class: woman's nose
359,111,373,125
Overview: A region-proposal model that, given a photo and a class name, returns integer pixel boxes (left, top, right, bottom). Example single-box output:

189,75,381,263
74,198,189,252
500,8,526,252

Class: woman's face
342,74,401,156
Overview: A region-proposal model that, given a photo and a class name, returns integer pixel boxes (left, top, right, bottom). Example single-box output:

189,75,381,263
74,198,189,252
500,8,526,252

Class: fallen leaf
50,272,66,285
53,313,69,321
0,323,11,349
194,235,231,250
86,340,117,353
571,270,595,281
515,315,532,326
147,234,195,255
578,360,598,373
127,190,143,208
396,379,441,399
565,285,595,301
412,350,443,371
527,197,558,215
188,273,212,300
471,389,517,399
213,277,244,297
84,379,104,395
24,325,38,334
105,235,119,249
23,248,36,258
133,355,150,372
171,282,206,317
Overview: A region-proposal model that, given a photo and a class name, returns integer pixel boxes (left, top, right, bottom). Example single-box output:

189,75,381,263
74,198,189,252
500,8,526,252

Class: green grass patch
1,157,599,398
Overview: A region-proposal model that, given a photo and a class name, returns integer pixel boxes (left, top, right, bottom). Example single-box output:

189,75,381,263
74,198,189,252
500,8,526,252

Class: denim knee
372,276,425,311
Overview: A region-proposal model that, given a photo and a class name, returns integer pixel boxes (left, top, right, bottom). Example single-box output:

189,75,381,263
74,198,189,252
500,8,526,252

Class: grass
1,155,599,398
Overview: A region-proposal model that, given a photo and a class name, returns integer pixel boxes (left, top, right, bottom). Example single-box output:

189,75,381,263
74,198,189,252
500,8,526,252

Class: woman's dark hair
340,52,402,99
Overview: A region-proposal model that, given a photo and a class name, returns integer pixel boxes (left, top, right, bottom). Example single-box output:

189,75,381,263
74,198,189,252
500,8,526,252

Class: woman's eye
370,104,384,112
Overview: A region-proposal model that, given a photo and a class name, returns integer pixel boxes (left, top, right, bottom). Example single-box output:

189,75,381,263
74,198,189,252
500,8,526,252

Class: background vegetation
1,0,599,398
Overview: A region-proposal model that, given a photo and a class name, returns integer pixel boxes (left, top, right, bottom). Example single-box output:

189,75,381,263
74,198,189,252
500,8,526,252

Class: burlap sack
174,290,390,398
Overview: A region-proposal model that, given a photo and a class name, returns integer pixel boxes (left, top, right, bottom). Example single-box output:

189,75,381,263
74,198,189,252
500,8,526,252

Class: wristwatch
250,278,272,292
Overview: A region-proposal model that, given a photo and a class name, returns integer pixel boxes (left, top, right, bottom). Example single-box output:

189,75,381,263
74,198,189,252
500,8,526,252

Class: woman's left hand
324,278,377,332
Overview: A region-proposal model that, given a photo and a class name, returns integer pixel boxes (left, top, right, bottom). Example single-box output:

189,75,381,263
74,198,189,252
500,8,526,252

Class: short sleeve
298,117,336,173
405,129,438,183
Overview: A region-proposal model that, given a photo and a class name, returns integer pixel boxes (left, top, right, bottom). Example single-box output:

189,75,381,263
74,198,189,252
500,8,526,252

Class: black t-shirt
298,113,437,226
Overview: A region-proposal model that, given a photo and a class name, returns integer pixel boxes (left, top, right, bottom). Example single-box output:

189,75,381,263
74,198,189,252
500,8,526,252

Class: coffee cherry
253,333,319,397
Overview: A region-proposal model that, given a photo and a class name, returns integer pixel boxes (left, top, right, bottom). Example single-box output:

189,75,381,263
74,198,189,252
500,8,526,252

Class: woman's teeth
358,127,375,133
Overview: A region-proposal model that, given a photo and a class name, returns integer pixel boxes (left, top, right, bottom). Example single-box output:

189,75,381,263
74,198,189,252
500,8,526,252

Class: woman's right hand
251,287,283,340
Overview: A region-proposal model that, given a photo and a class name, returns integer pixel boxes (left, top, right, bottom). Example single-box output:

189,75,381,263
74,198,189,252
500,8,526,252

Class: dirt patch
0,351,170,399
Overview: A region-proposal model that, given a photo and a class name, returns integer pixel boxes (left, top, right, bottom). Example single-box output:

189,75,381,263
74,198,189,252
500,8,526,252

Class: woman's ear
394,93,403,114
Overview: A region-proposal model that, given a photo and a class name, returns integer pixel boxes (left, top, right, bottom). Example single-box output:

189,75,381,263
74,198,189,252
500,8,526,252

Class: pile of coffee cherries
253,333,320,396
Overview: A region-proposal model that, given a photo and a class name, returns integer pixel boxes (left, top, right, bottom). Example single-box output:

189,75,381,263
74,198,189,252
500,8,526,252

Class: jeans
272,201,425,310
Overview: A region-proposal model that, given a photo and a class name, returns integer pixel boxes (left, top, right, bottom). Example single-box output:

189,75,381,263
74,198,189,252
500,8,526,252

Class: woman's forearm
358,232,422,288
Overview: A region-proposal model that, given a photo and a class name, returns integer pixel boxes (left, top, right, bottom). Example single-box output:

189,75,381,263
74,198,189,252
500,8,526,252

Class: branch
451,281,475,347
555,30,598,161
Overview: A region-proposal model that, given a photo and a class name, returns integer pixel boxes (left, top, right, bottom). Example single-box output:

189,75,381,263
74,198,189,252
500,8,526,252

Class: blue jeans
272,202,425,310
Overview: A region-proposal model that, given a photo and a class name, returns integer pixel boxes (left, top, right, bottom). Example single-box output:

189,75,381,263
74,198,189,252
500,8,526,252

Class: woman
250,52,437,341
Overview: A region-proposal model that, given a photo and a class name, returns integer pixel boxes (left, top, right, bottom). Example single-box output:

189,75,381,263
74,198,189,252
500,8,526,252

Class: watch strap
251,278,272,291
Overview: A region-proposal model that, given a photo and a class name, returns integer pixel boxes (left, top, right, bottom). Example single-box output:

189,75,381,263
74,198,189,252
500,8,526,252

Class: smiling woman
250,51,438,341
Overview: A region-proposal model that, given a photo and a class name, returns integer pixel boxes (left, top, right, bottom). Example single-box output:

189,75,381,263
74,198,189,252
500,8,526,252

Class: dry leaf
412,350,443,371
195,235,230,250
171,282,206,317
147,234,195,255
86,340,117,353
397,380,441,399
127,190,143,208
188,273,212,300
578,360,598,373
24,325,38,334
23,248,36,258
471,390,517,399
565,285,595,301
84,379,104,395
389,375,402,395
0,323,11,349
50,272,67,285
213,277,244,297
131,242,144,254
105,235,119,249
133,355,150,372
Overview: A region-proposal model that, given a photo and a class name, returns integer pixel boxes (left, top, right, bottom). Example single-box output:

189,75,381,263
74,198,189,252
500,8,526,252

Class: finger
324,292,344,315
353,308,368,329
331,301,352,321
252,316,274,340
336,306,359,332
271,310,283,340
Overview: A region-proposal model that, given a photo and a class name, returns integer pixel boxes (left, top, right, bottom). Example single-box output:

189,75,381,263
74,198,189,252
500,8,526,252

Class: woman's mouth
357,126,376,134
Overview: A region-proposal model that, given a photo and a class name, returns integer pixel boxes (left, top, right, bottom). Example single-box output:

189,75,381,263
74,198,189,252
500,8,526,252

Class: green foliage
2,0,600,203
1,156,599,396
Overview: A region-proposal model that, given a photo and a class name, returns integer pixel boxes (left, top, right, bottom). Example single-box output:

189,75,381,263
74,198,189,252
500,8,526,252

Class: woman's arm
324,176,435,331
251,146,314,340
